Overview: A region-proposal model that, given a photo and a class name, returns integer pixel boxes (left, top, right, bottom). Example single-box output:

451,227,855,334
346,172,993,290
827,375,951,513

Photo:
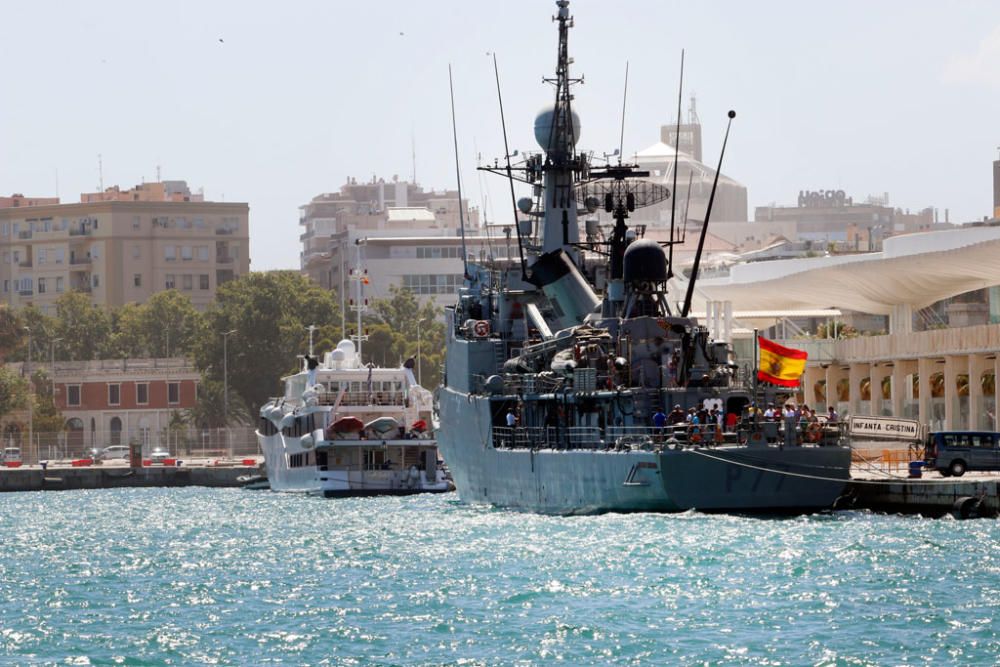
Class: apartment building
300,175,479,291
0,181,249,312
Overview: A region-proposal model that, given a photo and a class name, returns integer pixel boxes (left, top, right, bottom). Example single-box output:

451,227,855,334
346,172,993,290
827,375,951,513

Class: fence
1,426,260,465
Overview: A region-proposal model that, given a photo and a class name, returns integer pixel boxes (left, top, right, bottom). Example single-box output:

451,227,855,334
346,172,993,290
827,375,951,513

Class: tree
0,306,23,359
185,376,250,429
28,369,64,436
0,366,29,423
54,292,112,360
192,272,341,413
369,286,445,387
141,290,201,357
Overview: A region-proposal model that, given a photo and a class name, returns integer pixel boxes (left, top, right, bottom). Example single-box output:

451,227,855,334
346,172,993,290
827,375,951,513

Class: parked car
99,445,131,461
925,431,1000,477
150,448,171,464
1,447,21,463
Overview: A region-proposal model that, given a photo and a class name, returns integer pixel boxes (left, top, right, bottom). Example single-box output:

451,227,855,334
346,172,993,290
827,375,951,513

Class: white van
1,447,21,463
99,445,131,461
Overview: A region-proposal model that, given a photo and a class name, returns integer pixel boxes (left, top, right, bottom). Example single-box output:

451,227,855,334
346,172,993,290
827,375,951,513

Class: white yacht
256,339,451,497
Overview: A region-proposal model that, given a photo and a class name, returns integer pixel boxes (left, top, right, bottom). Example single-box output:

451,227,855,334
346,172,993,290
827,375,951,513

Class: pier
0,459,260,493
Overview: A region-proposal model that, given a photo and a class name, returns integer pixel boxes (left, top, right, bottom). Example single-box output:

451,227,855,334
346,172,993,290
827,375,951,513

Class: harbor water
1,489,998,665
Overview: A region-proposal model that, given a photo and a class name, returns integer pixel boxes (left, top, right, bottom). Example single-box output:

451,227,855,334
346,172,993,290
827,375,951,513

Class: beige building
0,181,249,312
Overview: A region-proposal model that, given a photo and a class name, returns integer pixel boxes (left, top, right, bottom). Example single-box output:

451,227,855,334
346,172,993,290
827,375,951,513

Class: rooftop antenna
156,163,162,182
667,50,684,279
98,153,104,191
617,61,629,163
493,53,528,281
447,64,470,279
411,128,417,184
682,110,735,317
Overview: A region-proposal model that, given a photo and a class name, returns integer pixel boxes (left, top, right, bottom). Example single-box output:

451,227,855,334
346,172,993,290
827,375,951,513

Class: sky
2,0,999,271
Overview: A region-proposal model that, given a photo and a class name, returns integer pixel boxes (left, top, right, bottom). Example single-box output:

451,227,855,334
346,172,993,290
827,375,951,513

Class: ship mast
538,0,585,259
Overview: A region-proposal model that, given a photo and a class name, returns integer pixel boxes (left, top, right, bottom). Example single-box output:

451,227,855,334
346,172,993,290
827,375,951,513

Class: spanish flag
757,336,807,388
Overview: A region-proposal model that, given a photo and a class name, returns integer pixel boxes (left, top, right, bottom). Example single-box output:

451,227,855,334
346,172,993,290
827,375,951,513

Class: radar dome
623,239,668,284
533,105,581,152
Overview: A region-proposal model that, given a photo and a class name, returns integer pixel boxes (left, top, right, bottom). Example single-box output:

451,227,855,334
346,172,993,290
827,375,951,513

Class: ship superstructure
436,0,851,514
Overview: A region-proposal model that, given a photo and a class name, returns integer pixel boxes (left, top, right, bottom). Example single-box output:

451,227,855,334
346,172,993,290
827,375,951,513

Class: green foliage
0,306,23,358
0,366,29,420
815,320,859,339
185,376,250,428
368,286,445,387
193,271,341,413
55,292,112,360
107,290,201,358
29,370,64,434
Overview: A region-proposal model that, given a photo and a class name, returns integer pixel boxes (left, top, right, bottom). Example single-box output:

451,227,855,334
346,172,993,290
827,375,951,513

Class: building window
168,382,180,405
92,274,100,288
91,244,100,260
37,249,46,264
182,274,193,290
108,384,120,406
55,248,64,264
181,246,192,261
2,280,7,293
199,274,209,290
55,277,64,293
38,278,45,294
133,245,140,259
1,223,7,236
165,274,175,289
134,274,142,287
402,274,464,295
132,216,141,230
136,383,149,405
198,246,209,261
165,246,176,261
67,385,81,407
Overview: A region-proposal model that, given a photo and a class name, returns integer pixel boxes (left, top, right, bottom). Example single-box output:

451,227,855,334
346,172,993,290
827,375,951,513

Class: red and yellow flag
757,336,807,387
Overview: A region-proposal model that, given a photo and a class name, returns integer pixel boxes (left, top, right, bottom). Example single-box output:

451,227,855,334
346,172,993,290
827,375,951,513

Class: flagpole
753,328,759,413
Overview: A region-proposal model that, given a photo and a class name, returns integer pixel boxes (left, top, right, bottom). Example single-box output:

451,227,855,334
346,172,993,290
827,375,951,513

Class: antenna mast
618,61,629,162
668,50,684,279
493,54,529,281
682,110,735,317
448,65,470,279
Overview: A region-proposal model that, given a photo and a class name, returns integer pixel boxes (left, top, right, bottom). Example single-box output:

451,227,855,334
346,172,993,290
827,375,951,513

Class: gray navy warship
436,0,851,515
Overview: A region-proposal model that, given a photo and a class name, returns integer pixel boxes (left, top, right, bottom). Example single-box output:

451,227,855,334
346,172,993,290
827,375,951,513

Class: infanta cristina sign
848,416,922,440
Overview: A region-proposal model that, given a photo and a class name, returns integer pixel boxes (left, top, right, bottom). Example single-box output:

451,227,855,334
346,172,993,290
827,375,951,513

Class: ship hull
438,387,851,515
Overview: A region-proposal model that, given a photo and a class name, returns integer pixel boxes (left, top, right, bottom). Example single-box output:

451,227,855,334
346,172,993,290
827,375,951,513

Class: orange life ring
473,320,490,337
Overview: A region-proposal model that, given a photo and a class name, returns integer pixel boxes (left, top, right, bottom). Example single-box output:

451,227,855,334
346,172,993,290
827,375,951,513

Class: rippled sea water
0,488,998,666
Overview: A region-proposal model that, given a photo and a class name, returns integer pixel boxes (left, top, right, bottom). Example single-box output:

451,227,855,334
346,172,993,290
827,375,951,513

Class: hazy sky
3,1,999,270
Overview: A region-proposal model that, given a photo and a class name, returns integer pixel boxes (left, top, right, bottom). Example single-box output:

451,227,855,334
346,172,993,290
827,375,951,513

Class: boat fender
951,496,991,520
300,433,314,450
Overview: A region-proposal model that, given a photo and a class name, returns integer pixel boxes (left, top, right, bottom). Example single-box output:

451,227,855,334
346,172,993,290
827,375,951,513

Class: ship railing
316,391,407,407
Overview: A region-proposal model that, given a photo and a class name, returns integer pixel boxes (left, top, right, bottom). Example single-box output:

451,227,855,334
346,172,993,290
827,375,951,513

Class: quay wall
849,478,999,517
0,466,255,493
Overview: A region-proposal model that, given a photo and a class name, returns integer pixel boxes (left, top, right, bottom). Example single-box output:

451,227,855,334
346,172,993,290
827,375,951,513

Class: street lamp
222,330,237,427
23,326,32,462
416,318,430,387
222,329,237,460
50,337,62,401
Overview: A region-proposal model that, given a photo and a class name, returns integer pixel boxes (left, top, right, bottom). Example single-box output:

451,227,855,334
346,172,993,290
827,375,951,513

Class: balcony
18,260,32,268
68,227,92,237
72,284,92,293
18,289,32,296
70,256,91,265
214,227,236,235
17,230,32,240
216,256,234,264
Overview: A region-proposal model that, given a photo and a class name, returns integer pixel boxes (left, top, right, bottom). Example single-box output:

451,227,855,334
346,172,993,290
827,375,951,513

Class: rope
684,447,984,486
